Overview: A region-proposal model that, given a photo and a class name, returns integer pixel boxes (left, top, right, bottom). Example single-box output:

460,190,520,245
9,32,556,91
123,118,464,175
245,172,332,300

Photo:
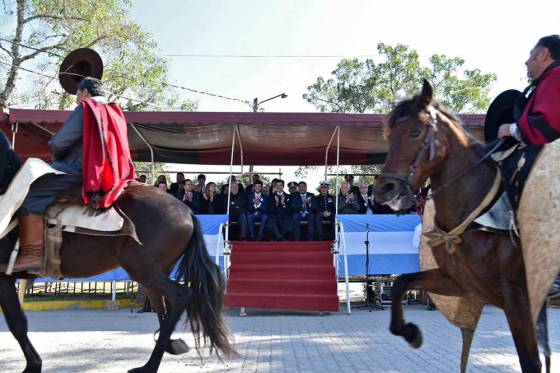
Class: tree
303,42,496,114
300,43,497,179
0,0,197,111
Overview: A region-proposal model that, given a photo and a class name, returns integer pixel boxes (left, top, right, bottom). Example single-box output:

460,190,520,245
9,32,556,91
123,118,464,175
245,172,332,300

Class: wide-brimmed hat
59,48,103,94
484,89,522,144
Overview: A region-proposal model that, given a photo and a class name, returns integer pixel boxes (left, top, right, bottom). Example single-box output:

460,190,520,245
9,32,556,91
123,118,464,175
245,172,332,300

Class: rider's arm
49,106,84,160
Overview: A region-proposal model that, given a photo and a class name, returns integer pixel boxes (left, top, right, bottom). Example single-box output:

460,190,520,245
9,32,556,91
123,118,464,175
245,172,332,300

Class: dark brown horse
0,139,235,372
374,81,545,373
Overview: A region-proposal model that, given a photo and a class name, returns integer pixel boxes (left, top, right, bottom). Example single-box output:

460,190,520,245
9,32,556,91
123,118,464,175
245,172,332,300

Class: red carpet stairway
224,241,339,312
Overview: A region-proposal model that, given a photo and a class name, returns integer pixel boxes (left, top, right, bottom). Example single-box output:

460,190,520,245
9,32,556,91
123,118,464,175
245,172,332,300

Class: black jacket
221,191,247,217
337,193,360,214
183,191,202,214
268,191,291,215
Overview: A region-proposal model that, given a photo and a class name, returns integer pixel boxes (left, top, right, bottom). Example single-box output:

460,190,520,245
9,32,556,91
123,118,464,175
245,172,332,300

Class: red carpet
224,241,339,312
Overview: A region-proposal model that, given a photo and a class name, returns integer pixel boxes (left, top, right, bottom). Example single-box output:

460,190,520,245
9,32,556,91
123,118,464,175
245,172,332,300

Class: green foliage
0,0,197,111
303,42,496,114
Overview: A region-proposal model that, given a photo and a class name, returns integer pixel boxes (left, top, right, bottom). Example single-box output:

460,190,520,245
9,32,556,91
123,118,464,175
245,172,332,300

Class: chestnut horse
374,81,546,373
0,135,234,373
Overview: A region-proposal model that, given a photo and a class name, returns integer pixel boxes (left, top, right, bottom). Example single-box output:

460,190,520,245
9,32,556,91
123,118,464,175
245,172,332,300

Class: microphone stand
353,221,384,311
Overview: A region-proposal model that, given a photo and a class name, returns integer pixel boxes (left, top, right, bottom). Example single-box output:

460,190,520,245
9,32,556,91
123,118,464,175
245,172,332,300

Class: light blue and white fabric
37,214,228,282
337,214,422,275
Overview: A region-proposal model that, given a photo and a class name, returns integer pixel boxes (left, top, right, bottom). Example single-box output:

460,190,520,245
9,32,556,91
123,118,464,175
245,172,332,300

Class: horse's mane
384,94,482,147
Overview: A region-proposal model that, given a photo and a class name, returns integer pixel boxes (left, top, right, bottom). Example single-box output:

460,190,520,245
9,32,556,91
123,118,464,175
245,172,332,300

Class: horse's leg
460,327,476,373
503,291,542,373
127,275,192,373
390,269,466,348
537,304,551,373
143,287,190,356
0,276,42,373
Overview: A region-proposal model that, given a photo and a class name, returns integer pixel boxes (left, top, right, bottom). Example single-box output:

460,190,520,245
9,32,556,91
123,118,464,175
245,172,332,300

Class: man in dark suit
315,180,336,240
223,182,248,240
246,180,268,241
181,179,202,214
169,172,185,199
290,181,318,241
268,179,291,241
338,182,360,214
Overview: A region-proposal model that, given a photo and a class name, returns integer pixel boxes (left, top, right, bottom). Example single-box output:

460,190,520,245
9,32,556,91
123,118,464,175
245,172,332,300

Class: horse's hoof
127,367,152,373
22,365,41,373
404,322,423,349
165,338,190,355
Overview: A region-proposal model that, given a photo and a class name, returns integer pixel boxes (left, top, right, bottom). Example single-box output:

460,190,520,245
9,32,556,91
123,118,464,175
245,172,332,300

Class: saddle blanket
0,158,123,239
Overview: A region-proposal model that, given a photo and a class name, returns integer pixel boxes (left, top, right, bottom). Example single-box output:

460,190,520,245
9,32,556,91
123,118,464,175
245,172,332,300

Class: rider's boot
11,215,44,273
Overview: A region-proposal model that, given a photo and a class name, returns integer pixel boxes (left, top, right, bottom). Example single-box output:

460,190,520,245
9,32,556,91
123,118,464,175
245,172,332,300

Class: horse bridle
378,107,439,197
378,106,504,199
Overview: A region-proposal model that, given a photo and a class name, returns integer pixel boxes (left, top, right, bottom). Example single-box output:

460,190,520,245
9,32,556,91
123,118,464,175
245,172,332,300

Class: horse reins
379,106,505,200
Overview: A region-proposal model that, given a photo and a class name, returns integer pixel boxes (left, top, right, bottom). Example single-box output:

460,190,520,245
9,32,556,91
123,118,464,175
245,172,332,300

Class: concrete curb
20,299,140,311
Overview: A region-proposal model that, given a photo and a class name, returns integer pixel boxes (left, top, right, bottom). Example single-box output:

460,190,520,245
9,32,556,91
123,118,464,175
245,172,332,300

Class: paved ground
0,304,558,373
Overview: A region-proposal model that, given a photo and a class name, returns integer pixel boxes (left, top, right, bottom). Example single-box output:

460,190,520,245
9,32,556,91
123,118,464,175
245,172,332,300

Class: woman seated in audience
153,175,169,192
201,181,221,214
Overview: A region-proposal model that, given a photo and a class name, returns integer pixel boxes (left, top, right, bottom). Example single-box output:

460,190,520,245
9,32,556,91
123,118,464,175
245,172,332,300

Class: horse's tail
176,214,235,358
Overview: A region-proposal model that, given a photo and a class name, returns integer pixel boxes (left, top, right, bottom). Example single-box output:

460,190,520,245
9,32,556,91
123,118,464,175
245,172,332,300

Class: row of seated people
138,173,399,241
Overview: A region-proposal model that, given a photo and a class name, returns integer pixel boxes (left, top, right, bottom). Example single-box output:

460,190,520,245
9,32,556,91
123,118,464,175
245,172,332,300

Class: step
228,265,336,280
230,251,333,266
226,278,337,295
232,241,332,253
224,293,340,312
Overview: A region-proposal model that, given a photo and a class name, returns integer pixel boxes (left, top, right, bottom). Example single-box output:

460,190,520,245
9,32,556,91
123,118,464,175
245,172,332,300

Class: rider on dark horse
1,76,135,274
495,34,560,295
497,35,560,144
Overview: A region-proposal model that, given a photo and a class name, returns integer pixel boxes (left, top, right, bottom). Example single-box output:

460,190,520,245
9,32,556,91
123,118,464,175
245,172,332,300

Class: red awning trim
1,108,486,165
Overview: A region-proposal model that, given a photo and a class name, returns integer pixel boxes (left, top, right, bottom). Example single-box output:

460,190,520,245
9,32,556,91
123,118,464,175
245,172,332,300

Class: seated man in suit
246,180,268,241
338,182,360,214
223,182,248,240
315,180,336,240
268,179,291,241
290,181,318,241
357,182,375,214
181,178,202,214
169,172,185,199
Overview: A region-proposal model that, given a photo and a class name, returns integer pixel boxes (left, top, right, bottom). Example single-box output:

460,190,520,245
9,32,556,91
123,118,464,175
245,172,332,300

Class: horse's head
374,80,463,211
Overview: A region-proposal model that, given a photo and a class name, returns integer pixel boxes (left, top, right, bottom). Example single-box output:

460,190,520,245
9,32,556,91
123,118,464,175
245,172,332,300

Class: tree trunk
0,0,25,107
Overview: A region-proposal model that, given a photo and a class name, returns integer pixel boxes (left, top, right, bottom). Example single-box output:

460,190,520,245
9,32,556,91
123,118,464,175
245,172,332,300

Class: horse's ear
417,79,433,108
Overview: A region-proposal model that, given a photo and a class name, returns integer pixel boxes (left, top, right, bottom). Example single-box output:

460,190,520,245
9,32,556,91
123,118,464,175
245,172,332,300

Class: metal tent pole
324,127,338,181
224,125,236,264
11,122,18,149
234,125,244,178
334,126,340,215
129,123,155,184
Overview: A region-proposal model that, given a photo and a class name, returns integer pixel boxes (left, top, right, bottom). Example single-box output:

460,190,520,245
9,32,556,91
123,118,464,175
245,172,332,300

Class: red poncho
82,99,135,209
518,64,560,145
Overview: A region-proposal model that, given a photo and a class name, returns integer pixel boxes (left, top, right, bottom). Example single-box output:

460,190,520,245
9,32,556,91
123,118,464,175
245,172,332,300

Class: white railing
336,220,351,314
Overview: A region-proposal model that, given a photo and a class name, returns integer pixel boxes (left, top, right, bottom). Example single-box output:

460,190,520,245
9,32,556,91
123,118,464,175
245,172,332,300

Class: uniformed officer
315,180,336,240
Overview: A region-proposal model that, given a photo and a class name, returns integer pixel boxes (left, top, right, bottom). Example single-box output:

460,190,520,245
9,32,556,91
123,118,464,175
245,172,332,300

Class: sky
128,0,560,187
3,1,560,187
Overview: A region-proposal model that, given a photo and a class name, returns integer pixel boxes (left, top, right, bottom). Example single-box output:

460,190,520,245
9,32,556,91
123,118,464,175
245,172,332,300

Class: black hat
287,181,298,188
484,89,522,144
59,48,103,94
